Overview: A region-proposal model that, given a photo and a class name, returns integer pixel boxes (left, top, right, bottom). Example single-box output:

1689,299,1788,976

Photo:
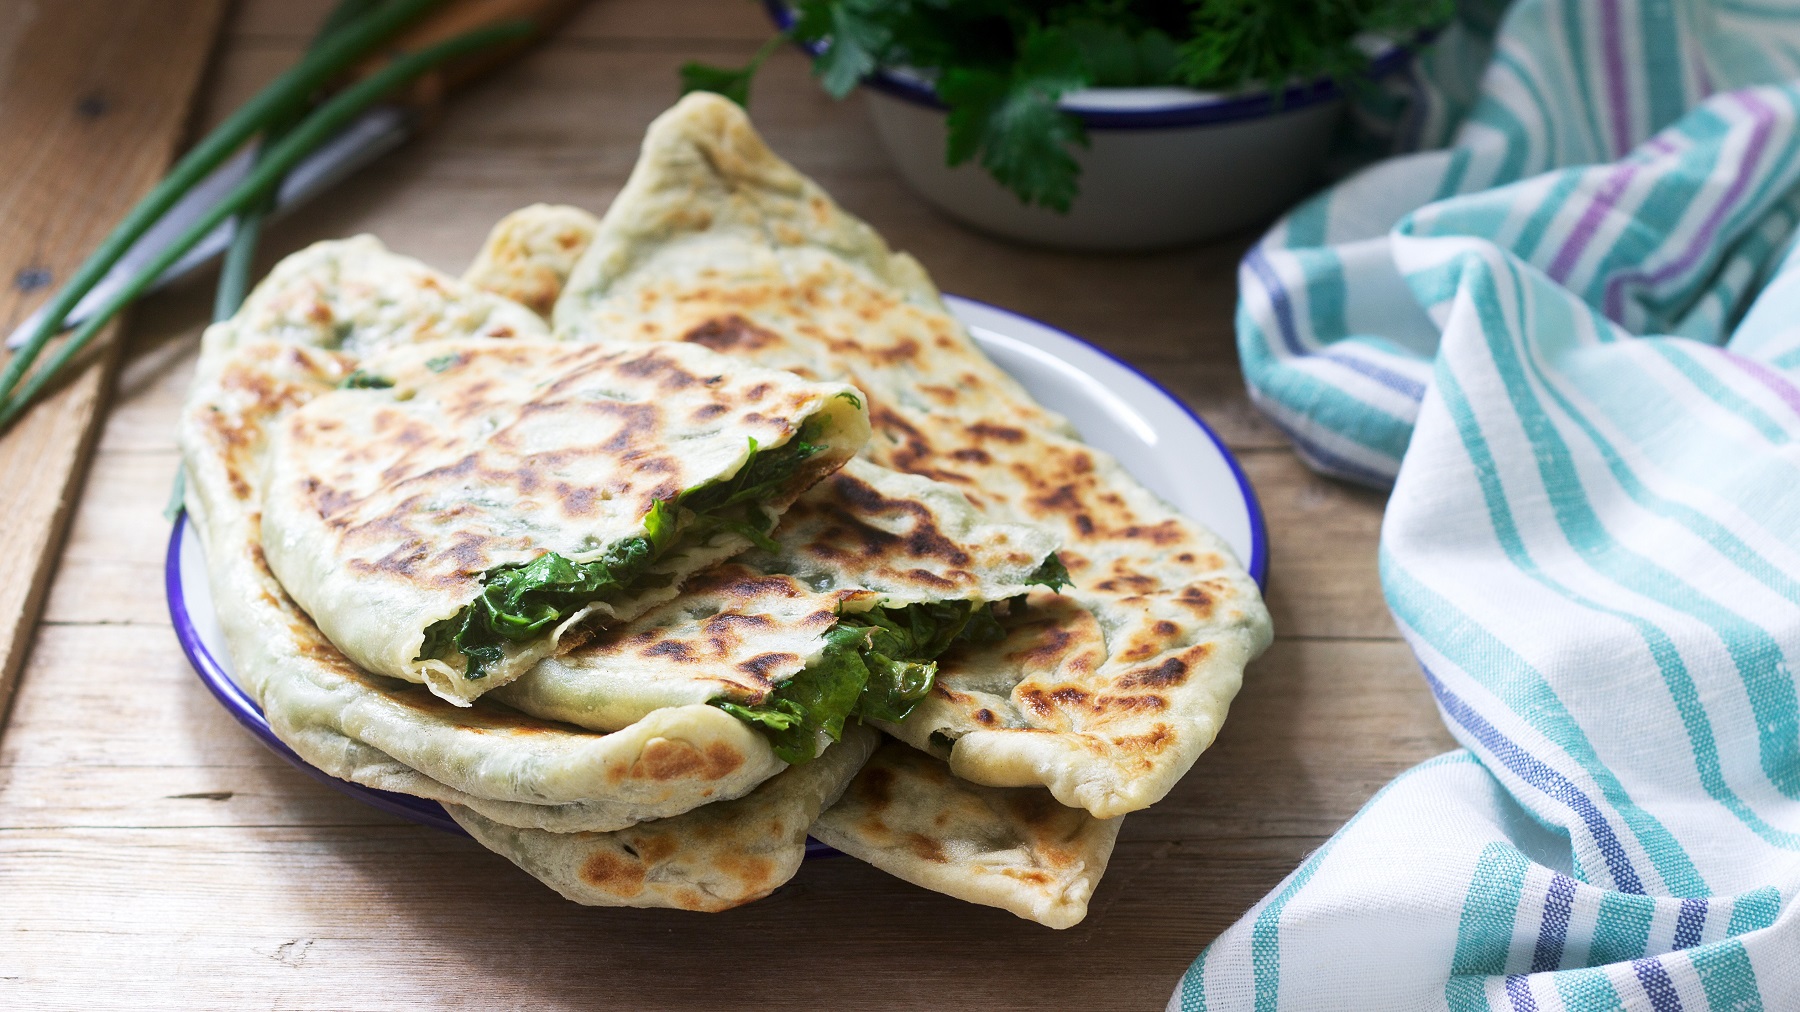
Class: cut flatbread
462,203,599,317
492,456,1063,733
810,738,1122,929
260,336,869,703
180,265,805,833
545,93,1274,819
449,725,879,911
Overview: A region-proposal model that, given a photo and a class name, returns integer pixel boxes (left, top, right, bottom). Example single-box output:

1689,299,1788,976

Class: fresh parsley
682,0,1451,211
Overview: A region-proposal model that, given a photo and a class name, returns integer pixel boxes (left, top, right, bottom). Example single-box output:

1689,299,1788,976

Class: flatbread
491,456,1063,732
260,336,869,703
546,93,1274,819
180,261,795,833
207,233,547,358
810,738,1122,929
462,203,599,317
449,725,880,911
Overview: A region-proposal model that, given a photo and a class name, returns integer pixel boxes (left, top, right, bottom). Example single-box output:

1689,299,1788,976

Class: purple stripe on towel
1547,162,1641,284
1601,91,1778,321
1506,974,1540,1012
1720,346,1800,420
1421,666,1646,895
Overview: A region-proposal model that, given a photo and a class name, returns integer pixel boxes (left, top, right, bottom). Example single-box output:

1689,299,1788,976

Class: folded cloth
1177,1,1800,1009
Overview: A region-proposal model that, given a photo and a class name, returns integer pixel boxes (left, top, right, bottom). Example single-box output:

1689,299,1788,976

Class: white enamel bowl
167,295,1268,837
765,2,1412,251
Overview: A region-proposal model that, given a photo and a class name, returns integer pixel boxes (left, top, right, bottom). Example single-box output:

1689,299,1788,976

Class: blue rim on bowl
762,0,1417,130
167,295,1266,838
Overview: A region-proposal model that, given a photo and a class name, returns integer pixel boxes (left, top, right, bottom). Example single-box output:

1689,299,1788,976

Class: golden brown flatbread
810,738,1122,929
545,93,1273,819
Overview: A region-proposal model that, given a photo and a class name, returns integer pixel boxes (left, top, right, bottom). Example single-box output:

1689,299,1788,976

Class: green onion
170,0,388,524
0,19,535,430
217,0,384,323
0,0,447,414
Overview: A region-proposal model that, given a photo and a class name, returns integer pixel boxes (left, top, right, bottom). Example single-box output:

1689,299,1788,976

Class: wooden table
0,2,1457,1007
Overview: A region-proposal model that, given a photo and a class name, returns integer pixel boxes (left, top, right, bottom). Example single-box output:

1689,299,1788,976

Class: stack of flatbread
179,93,1271,929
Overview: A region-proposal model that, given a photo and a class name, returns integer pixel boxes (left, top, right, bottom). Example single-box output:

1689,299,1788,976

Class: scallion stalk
0,20,535,429
170,0,388,524
213,0,385,323
0,0,445,412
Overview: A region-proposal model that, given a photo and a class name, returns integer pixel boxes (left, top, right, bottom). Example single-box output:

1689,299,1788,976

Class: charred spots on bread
736,651,800,683
967,421,1026,444
642,639,696,662
579,849,648,895
856,764,895,809
634,737,747,783
825,472,973,567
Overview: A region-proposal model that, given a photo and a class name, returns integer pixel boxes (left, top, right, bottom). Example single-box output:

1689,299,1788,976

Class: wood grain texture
0,1,1457,1008
0,0,227,732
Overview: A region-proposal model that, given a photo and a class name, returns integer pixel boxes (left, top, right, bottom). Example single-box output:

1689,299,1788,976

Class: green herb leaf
712,597,1007,763
425,530,663,679
716,623,872,763
680,431,824,532
424,354,458,373
1179,0,1451,94
340,369,394,389
727,0,1451,215
1026,552,1073,591
1052,18,1181,86
938,27,1088,211
679,31,790,107
680,61,757,106
794,0,893,98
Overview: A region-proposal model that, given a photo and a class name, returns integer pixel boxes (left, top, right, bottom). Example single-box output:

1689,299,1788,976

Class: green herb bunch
683,0,1450,211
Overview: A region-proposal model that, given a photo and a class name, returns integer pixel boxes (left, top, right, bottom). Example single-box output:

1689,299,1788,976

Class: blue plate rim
166,294,1266,838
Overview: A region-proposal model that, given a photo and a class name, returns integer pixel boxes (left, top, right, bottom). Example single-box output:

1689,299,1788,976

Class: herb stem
0,20,535,430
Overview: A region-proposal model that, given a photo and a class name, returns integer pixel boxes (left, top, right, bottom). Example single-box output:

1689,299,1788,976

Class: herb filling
711,599,1006,765
420,431,826,679
712,553,1071,764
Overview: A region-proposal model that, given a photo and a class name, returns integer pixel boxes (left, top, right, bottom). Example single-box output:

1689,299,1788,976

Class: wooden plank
0,0,228,729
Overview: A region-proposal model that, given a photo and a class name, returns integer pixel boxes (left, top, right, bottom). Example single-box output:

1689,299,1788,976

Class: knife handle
352,0,587,112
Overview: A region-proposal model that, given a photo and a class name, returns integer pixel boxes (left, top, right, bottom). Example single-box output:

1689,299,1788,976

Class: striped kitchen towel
1176,1,1800,1009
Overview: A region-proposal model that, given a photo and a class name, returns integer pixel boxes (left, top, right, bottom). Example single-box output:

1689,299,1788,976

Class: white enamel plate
166,296,1268,836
